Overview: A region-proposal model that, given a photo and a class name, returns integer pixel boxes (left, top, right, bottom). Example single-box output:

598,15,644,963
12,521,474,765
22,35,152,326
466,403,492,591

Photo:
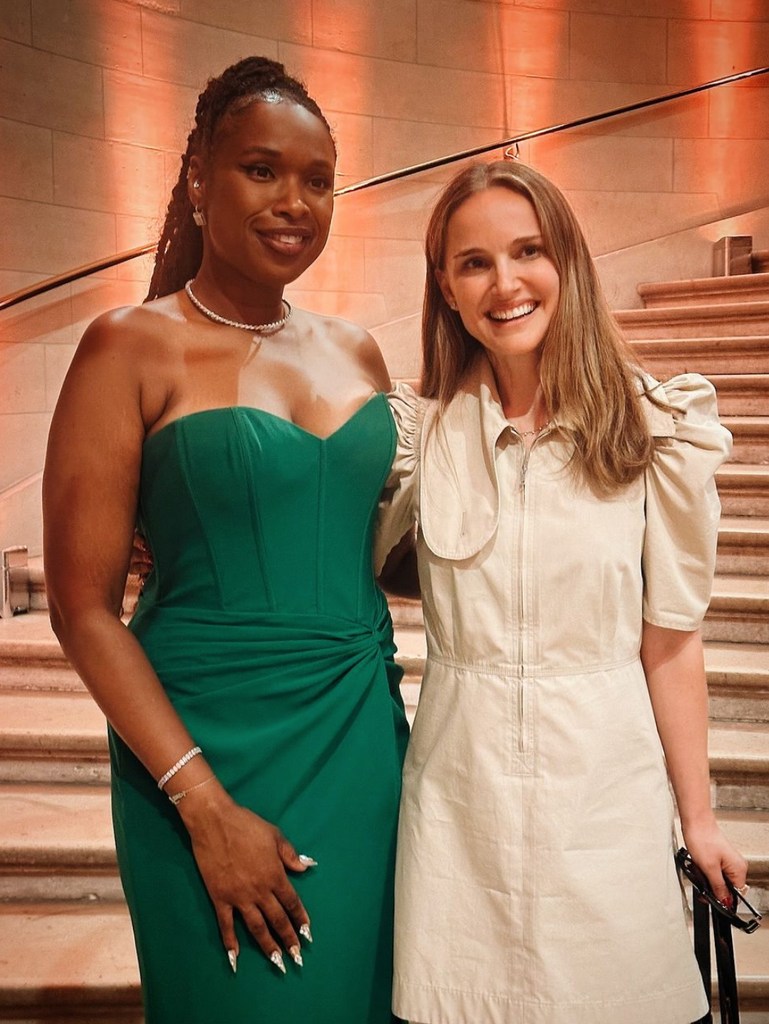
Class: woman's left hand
680,818,748,906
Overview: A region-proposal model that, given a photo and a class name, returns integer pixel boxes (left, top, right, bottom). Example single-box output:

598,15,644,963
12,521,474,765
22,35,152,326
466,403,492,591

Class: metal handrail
2,64,767,313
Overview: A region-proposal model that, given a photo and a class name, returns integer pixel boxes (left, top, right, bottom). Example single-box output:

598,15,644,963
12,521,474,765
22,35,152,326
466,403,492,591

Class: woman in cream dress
375,160,747,1024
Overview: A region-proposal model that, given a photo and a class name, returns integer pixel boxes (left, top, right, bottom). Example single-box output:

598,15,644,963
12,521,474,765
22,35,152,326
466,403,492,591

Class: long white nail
289,944,303,966
270,950,286,974
299,923,313,943
227,949,237,974
298,854,318,867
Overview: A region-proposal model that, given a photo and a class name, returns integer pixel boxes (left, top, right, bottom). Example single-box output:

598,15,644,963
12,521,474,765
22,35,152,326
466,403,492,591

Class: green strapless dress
109,395,409,1024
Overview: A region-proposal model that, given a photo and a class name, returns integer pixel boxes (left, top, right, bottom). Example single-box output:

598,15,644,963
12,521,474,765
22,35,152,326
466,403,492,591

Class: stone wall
2,0,769,553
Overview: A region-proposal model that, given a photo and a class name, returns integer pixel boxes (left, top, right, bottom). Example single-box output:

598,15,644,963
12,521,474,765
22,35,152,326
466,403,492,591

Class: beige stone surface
326,109,374,182
0,413,50,492
364,237,425,320
0,197,116,277
313,0,418,62
0,904,140,993
0,344,47,416
293,233,367,294
0,118,53,203
53,133,167,219
506,77,709,138
44,344,77,411
0,38,104,137
0,477,43,556
417,0,569,78
710,84,769,140
140,8,276,89
180,0,312,44
281,41,507,127
0,0,32,43
711,0,769,19
371,118,504,181
31,0,143,73
569,12,668,84
668,17,769,85
531,133,674,192
674,138,769,211
103,67,198,151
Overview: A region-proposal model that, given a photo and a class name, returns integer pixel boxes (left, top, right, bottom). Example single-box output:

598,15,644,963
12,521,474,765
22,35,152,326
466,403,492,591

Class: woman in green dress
43,57,408,1024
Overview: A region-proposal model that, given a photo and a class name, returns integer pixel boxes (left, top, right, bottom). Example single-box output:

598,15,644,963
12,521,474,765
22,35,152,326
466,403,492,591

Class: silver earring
192,180,200,189
193,205,206,227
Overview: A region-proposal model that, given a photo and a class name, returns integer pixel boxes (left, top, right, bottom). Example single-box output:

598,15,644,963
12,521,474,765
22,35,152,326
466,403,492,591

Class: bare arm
641,622,747,903
44,312,311,971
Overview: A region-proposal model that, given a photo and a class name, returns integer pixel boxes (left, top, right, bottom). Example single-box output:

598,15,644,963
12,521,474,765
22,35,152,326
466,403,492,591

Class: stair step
717,465,769,517
0,784,119,902
632,336,769,376
722,417,769,465
0,691,108,785
639,272,769,309
0,901,763,1022
0,903,141,1021
706,642,769,725
717,517,769,576
710,722,769,812
618,302,769,340
716,809,769,914
708,374,769,416
705,576,769,644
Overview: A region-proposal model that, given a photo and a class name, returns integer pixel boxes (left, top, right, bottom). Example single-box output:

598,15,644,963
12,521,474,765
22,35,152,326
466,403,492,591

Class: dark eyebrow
238,146,334,172
238,146,281,158
452,234,543,261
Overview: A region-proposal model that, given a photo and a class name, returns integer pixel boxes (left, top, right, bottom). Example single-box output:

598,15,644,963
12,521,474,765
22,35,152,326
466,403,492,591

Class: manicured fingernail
299,923,313,943
270,950,286,974
299,854,318,867
227,949,237,974
289,944,303,966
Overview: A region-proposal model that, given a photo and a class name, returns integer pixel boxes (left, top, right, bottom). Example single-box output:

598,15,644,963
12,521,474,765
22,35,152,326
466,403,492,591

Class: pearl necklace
184,280,292,336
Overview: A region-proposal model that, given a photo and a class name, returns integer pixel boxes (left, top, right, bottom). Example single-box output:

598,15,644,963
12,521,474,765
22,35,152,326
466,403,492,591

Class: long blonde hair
422,160,655,494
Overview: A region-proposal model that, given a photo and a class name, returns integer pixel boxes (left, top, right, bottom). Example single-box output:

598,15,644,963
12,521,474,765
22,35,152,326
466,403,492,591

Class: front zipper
510,425,554,752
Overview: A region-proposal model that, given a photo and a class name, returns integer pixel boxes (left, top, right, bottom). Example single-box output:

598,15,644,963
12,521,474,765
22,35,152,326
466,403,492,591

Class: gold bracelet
168,775,216,806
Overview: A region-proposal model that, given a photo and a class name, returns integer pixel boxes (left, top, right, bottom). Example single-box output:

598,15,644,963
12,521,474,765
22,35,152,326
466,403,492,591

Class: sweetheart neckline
143,392,386,447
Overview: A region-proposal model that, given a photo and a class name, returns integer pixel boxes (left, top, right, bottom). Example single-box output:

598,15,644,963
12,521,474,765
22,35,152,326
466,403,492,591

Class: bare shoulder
300,309,391,390
78,295,181,362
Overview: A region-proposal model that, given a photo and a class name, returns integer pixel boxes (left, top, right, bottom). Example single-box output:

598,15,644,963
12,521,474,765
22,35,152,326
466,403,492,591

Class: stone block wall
1,0,769,554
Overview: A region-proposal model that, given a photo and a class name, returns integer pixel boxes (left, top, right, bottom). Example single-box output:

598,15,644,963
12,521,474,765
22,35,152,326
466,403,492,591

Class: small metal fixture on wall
713,236,753,277
2,546,30,617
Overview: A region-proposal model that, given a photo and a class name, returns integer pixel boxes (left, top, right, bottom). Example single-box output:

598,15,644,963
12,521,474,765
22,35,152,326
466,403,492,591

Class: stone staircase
623,267,769,1020
1,269,769,1022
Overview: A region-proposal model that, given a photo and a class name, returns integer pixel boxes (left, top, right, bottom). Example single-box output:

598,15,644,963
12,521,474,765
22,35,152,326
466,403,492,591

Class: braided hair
146,57,333,301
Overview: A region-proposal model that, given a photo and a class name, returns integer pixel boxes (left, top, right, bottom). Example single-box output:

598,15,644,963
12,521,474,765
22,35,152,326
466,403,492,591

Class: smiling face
436,186,560,370
190,97,336,293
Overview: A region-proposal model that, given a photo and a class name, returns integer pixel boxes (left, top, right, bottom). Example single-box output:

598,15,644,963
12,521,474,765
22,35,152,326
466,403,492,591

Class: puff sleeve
642,373,732,630
373,383,424,576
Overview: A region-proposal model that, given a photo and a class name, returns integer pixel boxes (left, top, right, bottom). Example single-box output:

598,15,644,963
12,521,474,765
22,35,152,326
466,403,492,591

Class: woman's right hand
129,532,154,580
176,782,314,972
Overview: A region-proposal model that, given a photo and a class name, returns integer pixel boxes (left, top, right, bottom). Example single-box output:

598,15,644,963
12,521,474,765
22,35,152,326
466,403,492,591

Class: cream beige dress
374,355,731,1024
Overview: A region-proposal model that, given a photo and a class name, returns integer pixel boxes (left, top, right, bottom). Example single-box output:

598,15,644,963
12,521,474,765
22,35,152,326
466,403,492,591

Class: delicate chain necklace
517,422,551,438
184,279,292,336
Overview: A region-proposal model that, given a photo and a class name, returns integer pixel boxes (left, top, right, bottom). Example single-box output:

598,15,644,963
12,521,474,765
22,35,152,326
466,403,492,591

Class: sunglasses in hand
675,847,762,935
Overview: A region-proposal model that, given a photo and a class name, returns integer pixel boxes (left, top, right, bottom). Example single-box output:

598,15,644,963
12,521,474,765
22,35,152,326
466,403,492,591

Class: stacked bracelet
168,776,216,806
157,746,202,790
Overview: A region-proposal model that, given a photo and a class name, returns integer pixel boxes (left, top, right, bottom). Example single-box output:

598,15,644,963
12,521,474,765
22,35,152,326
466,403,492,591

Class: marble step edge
2,788,767,883
0,904,140,1012
638,272,769,308
0,906,767,1014
617,300,769,328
